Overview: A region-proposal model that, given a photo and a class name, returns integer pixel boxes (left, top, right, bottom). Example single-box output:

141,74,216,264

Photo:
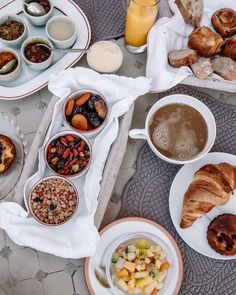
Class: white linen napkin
0,67,151,258
147,0,236,92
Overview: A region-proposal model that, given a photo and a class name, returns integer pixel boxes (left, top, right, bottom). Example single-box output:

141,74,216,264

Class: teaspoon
36,43,90,53
24,2,46,16
0,59,17,75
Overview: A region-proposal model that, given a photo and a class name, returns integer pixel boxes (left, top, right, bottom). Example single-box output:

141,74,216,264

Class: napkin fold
147,0,236,92
0,67,151,258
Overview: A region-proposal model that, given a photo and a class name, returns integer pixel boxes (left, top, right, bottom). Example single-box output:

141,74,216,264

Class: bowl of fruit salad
106,233,173,295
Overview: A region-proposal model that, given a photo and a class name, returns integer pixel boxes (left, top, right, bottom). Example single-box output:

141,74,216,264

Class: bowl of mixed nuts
45,131,92,178
63,89,109,137
29,176,78,226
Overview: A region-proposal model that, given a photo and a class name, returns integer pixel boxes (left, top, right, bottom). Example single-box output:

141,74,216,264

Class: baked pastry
191,57,213,79
188,26,224,57
222,36,236,61
207,214,236,256
212,57,236,81
0,135,15,174
211,8,236,38
168,49,197,68
180,163,236,229
175,0,203,27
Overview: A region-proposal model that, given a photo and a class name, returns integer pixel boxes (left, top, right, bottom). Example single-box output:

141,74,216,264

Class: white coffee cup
129,94,216,165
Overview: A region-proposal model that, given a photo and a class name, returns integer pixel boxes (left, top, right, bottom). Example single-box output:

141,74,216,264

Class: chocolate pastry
212,8,236,38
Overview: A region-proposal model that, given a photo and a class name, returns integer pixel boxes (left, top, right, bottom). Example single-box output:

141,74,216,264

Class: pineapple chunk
160,261,171,271
144,281,158,295
129,288,143,294
134,271,149,279
140,264,146,271
136,265,142,272
117,279,128,292
127,245,137,252
157,270,167,282
155,259,162,269
124,261,136,273
116,257,125,269
128,278,135,289
127,252,136,261
117,268,129,277
136,276,153,289
123,276,131,282
158,250,167,261
145,258,151,264
147,249,154,258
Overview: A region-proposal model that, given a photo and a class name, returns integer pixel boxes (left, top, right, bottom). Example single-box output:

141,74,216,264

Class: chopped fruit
144,281,158,295
124,261,136,273
158,250,167,260
117,279,128,292
147,249,154,258
116,257,125,269
128,278,136,289
155,259,162,269
123,276,131,282
157,270,167,282
156,281,164,290
160,261,171,271
134,271,149,279
117,268,129,277
135,276,153,289
136,239,149,249
127,252,136,261
150,268,159,279
111,252,119,263
127,245,137,253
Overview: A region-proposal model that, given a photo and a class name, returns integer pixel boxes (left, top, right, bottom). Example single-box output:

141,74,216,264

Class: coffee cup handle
129,129,147,140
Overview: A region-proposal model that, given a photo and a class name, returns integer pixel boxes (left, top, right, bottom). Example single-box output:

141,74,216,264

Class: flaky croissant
180,163,236,229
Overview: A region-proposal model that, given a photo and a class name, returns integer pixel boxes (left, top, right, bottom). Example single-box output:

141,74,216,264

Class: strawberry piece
66,135,74,142
63,148,70,159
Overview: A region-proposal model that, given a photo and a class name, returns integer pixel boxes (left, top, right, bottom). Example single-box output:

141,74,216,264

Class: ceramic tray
0,0,91,100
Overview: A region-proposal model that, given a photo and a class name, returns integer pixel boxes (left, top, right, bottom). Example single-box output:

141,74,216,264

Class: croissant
180,163,236,229
222,36,236,61
211,8,236,38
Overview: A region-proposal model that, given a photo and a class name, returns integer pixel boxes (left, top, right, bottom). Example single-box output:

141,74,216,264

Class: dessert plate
0,0,91,100
169,152,236,260
84,217,183,295
0,113,27,200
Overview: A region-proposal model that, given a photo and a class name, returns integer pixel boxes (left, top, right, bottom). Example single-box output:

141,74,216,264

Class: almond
75,93,91,107
71,114,88,131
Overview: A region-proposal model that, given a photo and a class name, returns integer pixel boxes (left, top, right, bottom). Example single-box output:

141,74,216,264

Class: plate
0,0,91,100
0,113,27,200
169,152,236,260
84,217,183,295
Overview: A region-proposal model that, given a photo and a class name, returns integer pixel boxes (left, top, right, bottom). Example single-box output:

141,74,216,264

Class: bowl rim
0,48,21,77
63,88,110,135
22,0,54,19
44,130,92,179
28,175,79,226
46,15,77,44
21,35,53,65
0,14,27,43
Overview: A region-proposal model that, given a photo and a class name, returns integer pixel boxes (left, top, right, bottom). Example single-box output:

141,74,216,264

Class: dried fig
94,100,107,119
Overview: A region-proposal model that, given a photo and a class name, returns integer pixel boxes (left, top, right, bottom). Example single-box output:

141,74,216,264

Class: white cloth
147,0,236,92
0,67,151,258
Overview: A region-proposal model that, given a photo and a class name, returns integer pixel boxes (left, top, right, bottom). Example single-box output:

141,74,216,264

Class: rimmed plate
0,113,27,200
0,0,91,100
84,217,183,295
169,152,236,260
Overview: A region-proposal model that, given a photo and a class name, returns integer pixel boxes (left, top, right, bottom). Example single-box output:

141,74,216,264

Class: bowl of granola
29,176,78,226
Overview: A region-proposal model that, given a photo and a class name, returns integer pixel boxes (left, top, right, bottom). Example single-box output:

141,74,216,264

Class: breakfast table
0,0,236,294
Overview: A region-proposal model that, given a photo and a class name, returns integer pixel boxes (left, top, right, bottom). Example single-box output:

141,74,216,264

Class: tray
0,0,91,100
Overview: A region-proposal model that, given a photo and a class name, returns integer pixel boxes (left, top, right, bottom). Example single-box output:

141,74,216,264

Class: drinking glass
124,0,160,53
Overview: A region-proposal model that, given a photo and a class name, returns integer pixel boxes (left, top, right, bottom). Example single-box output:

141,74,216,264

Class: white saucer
169,152,236,260
84,217,183,295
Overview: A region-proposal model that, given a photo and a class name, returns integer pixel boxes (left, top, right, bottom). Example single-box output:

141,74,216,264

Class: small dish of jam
24,42,51,63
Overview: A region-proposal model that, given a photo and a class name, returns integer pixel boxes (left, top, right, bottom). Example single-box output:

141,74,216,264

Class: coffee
148,103,208,161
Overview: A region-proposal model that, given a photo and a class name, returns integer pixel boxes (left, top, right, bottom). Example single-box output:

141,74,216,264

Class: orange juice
125,0,159,47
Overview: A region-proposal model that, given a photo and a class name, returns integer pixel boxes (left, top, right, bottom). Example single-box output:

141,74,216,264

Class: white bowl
46,15,77,49
0,15,28,47
21,36,53,71
0,48,21,82
129,94,216,165
23,0,54,27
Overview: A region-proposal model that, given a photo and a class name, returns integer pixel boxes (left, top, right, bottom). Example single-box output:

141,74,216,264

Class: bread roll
212,8,236,38
212,57,236,81
168,49,197,68
175,0,203,27
191,57,213,79
188,26,224,57
222,36,236,61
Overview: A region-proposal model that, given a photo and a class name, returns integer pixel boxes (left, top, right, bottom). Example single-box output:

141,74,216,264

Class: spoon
0,59,17,75
36,43,90,53
95,266,110,288
24,2,46,16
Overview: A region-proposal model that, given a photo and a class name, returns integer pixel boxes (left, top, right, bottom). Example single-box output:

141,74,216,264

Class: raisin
72,106,83,117
86,112,101,128
33,197,40,202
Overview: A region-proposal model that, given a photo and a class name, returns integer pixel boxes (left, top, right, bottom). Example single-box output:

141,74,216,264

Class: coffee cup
129,94,216,165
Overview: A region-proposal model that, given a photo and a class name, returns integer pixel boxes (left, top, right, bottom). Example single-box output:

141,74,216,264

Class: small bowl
44,130,92,179
63,89,109,138
46,15,77,49
0,15,28,47
23,0,54,27
0,48,21,82
29,175,79,226
21,36,53,71
106,233,175,295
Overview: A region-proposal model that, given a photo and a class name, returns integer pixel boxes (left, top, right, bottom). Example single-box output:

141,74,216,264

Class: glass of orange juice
125,0,160,53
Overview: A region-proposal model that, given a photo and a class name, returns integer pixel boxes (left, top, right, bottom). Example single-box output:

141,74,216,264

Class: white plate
84,217,183,295
0,0,91,100
169,152,236,260
0,113,26,200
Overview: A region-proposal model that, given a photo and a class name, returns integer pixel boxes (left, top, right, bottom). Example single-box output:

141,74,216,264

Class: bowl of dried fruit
63,89,109,137
45,131,92,178
29,176,78,226
0,15,28,47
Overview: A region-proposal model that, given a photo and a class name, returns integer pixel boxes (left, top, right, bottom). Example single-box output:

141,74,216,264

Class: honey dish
0,48,21,82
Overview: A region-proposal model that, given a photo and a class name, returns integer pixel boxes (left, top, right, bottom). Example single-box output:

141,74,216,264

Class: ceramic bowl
0,15,28,47
63,89,109,138
129,94,216,165
21,36,53,71
0,48,21,82
28,175,79,226
46,15,77,49
44,130,92,179
23,0,54,27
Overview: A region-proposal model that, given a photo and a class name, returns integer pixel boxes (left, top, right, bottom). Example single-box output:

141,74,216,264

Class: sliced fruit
124,261,136,273
75,92,91,107
136,276,153,289
65,99,75,116
71,114,88,130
